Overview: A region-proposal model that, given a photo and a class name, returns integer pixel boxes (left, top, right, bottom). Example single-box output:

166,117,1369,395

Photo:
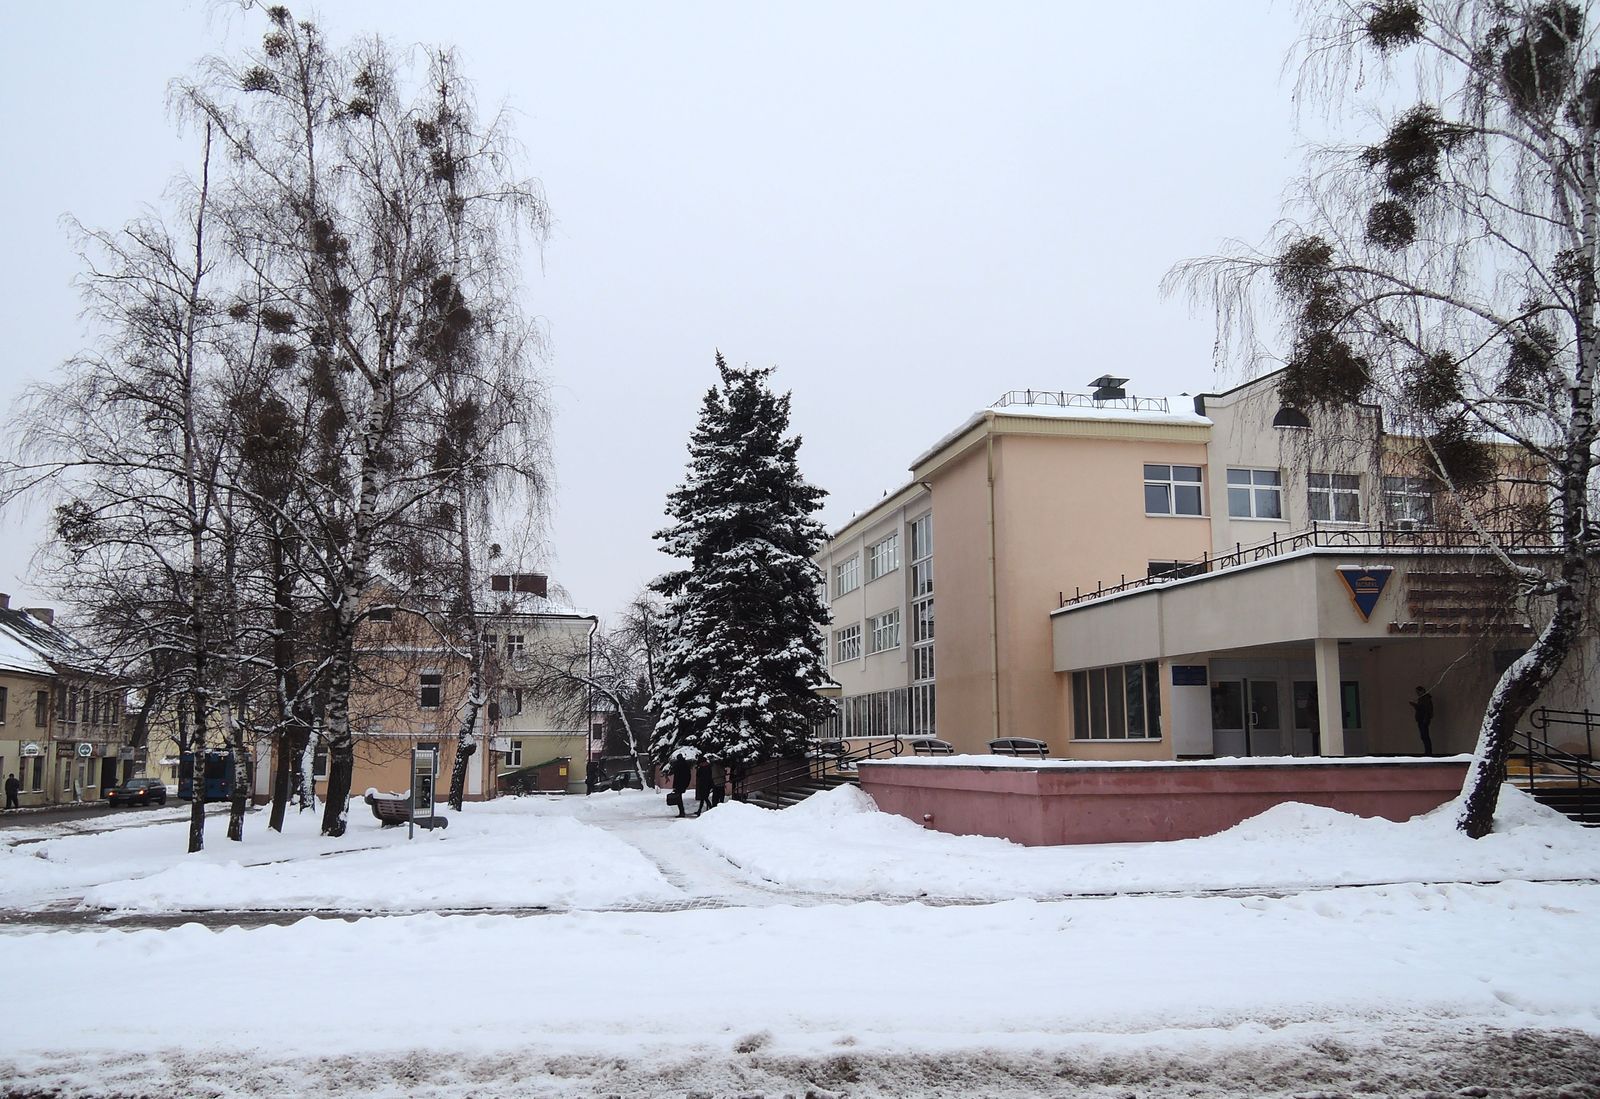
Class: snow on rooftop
909,390,1211,471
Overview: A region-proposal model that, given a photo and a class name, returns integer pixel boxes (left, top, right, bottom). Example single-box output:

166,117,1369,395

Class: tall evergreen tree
651,355,833,768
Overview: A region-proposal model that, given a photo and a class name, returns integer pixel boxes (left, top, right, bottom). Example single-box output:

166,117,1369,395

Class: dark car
594,757,646,791
106,777,168,807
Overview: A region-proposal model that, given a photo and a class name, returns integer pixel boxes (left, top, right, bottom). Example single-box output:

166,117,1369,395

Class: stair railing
737,735,903,806
1511,709,1598,825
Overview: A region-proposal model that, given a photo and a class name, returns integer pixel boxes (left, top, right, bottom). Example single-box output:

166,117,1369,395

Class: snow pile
688,783,1600,900
3,799,676,913
4,882,1598,1071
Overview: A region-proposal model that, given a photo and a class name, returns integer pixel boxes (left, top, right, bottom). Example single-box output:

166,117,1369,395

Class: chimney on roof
25,607,54,625
1089,375,1129,403
0,594,9,610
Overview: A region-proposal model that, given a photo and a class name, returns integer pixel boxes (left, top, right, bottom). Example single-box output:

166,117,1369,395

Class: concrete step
743,773,858,811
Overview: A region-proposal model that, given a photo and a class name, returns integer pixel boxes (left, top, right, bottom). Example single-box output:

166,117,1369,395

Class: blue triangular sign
1336,566,1393,622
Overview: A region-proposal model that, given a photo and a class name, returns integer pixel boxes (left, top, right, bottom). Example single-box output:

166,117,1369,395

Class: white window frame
867,609,901,654
504,634,525,659
833,555,861,598
1226,467,1283,520
1144,464,1204,517
505,740,523,768
1383,476,1435,526
834,624,862,663
866,533,900,582
1308,472,1361,523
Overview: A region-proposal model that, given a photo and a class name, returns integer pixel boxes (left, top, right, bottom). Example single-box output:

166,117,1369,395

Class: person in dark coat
709,760,726,808
669,753,693,817
4,772,19,810
693,759,714,816
1409,686,1435,755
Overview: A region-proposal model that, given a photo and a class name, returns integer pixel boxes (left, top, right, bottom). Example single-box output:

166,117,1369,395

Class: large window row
1142,464,1439,527
1072,661,1162,740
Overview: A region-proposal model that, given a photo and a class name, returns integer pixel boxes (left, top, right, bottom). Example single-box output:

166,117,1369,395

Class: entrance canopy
1052,543,1537,758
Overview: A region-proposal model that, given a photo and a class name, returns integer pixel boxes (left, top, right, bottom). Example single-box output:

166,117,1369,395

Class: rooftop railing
993,390,1171,413
1059,523,1555,608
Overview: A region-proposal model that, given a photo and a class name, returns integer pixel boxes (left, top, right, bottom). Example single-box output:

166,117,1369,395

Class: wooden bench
988,737,1050,758
364,791,411,827
909,737,955,756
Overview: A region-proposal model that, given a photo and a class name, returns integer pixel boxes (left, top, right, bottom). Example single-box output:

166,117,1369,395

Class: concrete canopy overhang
1050,546,1536,673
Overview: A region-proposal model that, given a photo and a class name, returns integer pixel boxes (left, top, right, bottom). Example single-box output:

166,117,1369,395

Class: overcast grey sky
0,1,1309,621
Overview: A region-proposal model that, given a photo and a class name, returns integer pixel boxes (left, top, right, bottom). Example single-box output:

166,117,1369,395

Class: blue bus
178,750,244,801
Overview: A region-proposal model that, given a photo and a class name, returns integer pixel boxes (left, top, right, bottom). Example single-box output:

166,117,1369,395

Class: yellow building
0,597,128,807
817,373,1589,760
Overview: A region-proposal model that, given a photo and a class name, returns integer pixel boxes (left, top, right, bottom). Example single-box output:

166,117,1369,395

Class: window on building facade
313,748,329,781
28,756,43,791
67,686,78,723
367,606,394,622
1144,464,1203,516
842,688,911,738
505,634,525,659
834,624,862,663
1308,473,1361,523
506,740,523,768
908,510,935,736
909,514,933,596
867,609,901,654
1226,468,1282,519
1382,476,1434,526
834,555,861,598
419,672,443,710
35,690,47,727
0,685,7,725
867,533,900,581
1071,661,1162,740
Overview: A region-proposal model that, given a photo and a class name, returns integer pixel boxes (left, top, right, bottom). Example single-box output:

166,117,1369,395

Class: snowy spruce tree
651,355,834,769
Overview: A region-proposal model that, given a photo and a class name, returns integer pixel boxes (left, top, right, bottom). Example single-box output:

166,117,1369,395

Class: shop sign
76,741,93,758
20,742,41,757
1336,566,1393,622
1171,665,1208,686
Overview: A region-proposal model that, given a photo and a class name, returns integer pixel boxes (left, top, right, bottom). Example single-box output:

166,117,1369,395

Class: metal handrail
992,390,1170,413
1511,709,1598,825
739,735,903,804
1060,523,1556,608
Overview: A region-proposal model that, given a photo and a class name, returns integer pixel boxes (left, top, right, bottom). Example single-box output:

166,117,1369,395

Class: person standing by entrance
1409,686,1435,755
4,772,18,810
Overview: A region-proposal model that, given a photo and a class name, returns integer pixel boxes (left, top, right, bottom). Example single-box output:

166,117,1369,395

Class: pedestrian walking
668,752,693,818
1409,686,1435,755
693,759,714,816
709,759,726,808
4,772,19,810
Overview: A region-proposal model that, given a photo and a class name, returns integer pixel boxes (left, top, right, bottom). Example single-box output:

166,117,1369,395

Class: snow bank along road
3,789,1599,1095
4,881,1600,1097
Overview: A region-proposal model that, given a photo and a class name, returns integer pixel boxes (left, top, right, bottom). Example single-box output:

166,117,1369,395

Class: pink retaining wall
856,759,1471,846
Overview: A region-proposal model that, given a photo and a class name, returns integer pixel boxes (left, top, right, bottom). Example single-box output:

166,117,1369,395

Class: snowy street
2,787,1599,1096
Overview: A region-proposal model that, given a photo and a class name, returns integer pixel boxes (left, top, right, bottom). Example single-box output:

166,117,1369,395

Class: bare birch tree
1174,0,1599,835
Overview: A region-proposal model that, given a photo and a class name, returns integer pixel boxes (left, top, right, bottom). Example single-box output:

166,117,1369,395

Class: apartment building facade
817,373,1587,760
0,598,130,807
257,573,599,803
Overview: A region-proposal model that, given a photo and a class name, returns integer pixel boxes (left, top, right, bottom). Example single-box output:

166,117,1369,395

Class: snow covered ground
3,786,1598,1097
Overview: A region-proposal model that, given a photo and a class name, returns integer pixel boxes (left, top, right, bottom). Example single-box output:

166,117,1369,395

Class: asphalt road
0,799,187,830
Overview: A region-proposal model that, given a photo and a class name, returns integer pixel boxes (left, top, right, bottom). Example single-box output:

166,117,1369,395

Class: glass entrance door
1212,678,1282,757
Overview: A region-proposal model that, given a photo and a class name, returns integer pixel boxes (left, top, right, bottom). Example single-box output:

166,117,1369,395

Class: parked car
106,777,168,807
595,757,646,791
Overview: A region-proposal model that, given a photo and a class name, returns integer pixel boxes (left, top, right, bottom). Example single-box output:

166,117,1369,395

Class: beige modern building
817,373,1589,760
